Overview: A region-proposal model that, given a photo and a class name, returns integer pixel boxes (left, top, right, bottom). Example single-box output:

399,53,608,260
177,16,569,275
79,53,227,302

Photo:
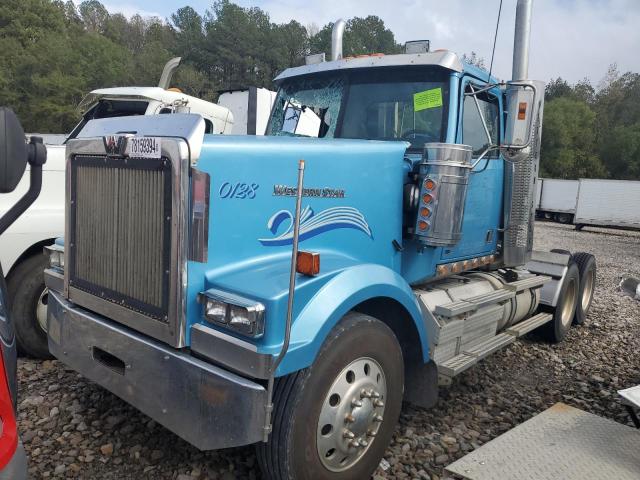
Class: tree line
0,0,637,179
541,69,640,180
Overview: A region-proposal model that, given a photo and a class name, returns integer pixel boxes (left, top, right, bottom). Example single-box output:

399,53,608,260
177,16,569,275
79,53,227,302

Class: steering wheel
401,129,438,144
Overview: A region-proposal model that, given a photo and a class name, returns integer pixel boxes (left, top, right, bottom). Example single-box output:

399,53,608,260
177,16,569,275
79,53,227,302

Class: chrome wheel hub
316,357,387,472
36,288,49,333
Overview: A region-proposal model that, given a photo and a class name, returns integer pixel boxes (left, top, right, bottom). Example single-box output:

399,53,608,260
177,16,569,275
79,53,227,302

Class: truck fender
277,264,430,376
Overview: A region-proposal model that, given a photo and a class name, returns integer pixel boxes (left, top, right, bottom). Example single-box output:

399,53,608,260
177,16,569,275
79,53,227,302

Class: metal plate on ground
619,385,640,408
445,403,640,480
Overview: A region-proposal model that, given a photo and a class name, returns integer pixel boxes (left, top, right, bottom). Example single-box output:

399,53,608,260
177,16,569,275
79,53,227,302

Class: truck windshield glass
267,68,449,149
269,76,345,138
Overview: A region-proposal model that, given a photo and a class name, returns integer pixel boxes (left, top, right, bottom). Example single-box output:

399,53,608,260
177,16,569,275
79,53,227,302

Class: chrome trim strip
189,169,210,263
191,323,274,379
44,268,63,293
193,323,258,352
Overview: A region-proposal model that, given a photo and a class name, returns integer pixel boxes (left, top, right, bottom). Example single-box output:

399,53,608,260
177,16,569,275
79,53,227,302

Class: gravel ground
17,222,640,479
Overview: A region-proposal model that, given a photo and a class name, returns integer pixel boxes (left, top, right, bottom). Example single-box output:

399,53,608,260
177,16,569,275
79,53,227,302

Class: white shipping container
574,179,640,228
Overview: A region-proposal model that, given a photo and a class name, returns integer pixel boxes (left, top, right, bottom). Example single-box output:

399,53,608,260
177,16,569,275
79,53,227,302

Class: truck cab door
440,77,503,261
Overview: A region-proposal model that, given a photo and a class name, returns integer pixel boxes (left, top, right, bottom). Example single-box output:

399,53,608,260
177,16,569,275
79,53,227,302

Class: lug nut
374,399,385,408
345,414,355,424
371,391,380,399
367,430,377,438
360,439,369,447
343,430,355,439
351,399,363,408
373,414,384,423
360,389,371,399
349,439,361,448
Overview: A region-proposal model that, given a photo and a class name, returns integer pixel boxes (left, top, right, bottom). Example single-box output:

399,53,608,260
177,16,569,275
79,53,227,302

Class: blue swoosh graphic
259,206,372,246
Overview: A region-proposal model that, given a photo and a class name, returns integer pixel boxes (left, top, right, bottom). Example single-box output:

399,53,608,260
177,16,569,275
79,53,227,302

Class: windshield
67,99,149,141
267,68,450,149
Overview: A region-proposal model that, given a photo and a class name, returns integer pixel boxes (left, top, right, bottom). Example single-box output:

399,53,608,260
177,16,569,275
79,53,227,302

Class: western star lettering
273,184,345,198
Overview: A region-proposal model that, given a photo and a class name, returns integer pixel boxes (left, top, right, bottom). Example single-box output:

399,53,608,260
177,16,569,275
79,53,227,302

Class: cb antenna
488,0,503,81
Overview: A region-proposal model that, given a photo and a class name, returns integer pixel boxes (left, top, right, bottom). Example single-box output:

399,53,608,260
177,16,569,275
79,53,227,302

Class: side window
462,87,499,157
204,119,214,134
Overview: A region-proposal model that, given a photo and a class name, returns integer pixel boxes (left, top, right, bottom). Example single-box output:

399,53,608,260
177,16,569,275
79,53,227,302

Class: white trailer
574,179,640,230
536,178,579,224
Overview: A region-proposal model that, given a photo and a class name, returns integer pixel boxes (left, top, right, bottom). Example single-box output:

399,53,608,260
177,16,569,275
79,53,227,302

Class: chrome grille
69,156,172,320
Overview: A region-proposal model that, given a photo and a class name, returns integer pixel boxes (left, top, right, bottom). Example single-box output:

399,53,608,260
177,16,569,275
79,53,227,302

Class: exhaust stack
331,19,346,61
158,57,182,89
502,0,545,268
512,0,533,81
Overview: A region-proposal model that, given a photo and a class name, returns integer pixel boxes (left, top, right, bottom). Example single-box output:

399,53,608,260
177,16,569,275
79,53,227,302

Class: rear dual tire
541,251,596,342
542,262,580,343
257,313,403,480
572,252,596,325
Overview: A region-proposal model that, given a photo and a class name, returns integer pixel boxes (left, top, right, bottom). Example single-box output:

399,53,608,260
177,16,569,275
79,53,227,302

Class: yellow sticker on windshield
414,88,443,111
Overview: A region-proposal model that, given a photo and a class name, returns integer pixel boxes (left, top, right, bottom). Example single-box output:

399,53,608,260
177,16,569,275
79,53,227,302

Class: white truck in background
536,177,640,230
0,58,275,358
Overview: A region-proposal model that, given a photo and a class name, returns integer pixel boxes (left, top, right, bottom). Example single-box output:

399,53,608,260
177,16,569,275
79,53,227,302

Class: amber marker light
420,207,431,217
518,102,527,120
418,220,429,231
296,251,320,276
422,193,434,204
424,179,436,190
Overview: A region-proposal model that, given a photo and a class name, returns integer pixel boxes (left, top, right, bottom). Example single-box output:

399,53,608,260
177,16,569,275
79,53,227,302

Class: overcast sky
101,0,640,85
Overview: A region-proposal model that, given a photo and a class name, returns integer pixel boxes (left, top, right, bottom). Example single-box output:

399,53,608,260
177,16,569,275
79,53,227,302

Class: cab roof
275,50,500,85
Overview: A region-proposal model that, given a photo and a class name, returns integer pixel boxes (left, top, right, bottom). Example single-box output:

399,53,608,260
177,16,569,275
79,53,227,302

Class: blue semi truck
44,1,597,478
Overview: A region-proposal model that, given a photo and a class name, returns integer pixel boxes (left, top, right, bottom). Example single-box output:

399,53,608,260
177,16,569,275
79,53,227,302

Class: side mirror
0,107,47,236
502,80,545,152
0,108,28,194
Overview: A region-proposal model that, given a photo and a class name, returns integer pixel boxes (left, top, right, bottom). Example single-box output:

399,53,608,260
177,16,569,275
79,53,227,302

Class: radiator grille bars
70,156,172,320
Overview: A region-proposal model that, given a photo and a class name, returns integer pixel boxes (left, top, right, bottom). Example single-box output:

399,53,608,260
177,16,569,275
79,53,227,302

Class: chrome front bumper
47,289,267,450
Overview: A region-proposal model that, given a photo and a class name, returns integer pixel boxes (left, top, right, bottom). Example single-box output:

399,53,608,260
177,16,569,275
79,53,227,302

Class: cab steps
505,312,553,337
437,313,553,384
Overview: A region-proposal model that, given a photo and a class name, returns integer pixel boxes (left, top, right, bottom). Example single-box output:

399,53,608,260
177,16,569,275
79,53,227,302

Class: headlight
198,289,265,337
205,299,227,324
44,244,65,270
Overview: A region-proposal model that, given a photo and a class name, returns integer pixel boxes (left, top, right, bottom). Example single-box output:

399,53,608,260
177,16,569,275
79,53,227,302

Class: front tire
257,313,403,480
6,254,53,359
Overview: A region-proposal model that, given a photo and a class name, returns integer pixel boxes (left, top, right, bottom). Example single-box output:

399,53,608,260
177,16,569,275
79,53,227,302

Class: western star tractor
44,1,597,478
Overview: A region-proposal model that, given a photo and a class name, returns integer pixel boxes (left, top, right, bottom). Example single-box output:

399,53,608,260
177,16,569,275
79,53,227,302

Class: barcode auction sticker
127,137,162,158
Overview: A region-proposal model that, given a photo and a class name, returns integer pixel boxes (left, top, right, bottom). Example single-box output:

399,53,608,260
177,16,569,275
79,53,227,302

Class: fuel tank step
438,353,477,378
505,312,553,337
437,333,517,381
434,289,516,317
462,332,516,359
503,275,551,292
